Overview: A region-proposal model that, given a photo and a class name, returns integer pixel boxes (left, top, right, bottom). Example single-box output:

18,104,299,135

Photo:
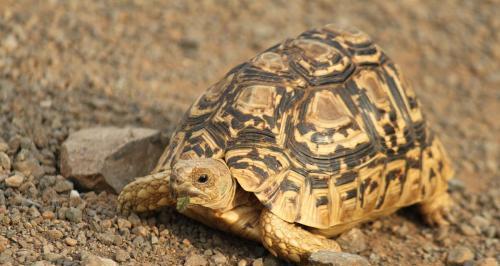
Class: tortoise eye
197,174,209,183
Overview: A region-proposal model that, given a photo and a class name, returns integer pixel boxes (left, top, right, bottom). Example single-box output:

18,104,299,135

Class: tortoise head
171,158,235,211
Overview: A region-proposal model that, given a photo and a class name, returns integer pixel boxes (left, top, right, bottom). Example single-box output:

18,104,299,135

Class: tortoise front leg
118,171,175,213
259,208,341,264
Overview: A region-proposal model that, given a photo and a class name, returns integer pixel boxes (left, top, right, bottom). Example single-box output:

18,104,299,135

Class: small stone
308,251,371,266
13,149,44,178
114,249,129,262
460,224,477,236
447,246,474,265
54,179,74,193
474,258,498,266
117,218,132,230
263,255,280,266
46,229,63,240
0,142,8,153
31,261,55,266
81,253,118,266
128,213,141,226
43,252,64,261
212,252,227,265
0,152,10,172
184,254,208,266
5,174,24,187
132,226,148,237
65,237,77,246
252,258,264,266
337,228,367,253
42,211,55,220
65,207,83,223
470,215,490,232
151,236,159,244
0,235,8,252
238,259,249,266
69,190,84,207
99,232,122,246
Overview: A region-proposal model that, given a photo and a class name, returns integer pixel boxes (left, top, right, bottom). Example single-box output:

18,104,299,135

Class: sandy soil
0,0,498,265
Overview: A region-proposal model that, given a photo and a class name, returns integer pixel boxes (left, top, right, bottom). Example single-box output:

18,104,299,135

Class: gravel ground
0,0,499,265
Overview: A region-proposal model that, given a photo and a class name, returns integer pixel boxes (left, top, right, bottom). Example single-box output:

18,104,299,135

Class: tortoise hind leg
419,192,452,226
118,171,175,213
259,208,341,263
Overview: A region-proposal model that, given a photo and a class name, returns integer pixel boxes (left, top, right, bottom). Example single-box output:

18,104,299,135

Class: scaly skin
118,171,175,213
259,208,341,264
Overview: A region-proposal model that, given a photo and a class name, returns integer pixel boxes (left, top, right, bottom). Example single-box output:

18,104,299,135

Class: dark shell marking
155,25,453,229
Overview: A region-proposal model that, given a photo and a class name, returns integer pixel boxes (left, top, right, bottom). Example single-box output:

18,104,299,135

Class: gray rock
114,249,129,262
60,127,167,193
184,254,208,266
337,228,367,253
54,179,74,193
211,252,227,265
447,246,474,265
308,251,371,266
13,149,44,178
65,207,83,223
81,253,118,266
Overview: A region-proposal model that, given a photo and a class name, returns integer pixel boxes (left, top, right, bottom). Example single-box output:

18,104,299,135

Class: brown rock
184,254,208,266
447,246,475,265
81,253,118,266
337,228,367,253
0,235,8,253
5,174,24,187
308,251,371,266
474,258,498,266
60,127,167,193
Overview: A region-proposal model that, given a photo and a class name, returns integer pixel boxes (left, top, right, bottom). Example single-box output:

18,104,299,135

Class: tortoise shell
155,25,452,229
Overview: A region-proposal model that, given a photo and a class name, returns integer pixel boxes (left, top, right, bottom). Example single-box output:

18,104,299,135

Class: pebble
474,258,498,266
65,207,83,223
5,174,24,187
65,237,77,246
184,254,208,266
42,211,55,220
114,249,130,262
0,235,8,252
69,190,84,207
469,215,490,232
117,218,132,229
238,259,249,266
81,253,118,266
212,252,228,265
252,258,264,266
0,152,10,172
447,246,475,265
54,179,74,193
337,228,367,253
460,224,477,236
47,229,63,240
132,225,148,237
308,251,371,266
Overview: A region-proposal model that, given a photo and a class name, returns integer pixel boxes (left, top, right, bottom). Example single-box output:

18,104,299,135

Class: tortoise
118,24,454,263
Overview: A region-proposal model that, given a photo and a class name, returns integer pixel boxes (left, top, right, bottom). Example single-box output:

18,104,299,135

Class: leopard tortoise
118,24,454,263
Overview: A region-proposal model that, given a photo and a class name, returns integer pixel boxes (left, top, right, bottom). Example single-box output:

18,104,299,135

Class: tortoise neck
205,178,237,211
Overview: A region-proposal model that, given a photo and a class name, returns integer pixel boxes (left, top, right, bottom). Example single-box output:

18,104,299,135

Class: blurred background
0,1,498,265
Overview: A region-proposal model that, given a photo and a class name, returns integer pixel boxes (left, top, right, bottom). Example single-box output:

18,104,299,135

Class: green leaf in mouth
176,196,190,212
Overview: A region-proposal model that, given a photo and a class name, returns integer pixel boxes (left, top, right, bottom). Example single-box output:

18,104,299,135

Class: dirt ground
0,0,499,265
